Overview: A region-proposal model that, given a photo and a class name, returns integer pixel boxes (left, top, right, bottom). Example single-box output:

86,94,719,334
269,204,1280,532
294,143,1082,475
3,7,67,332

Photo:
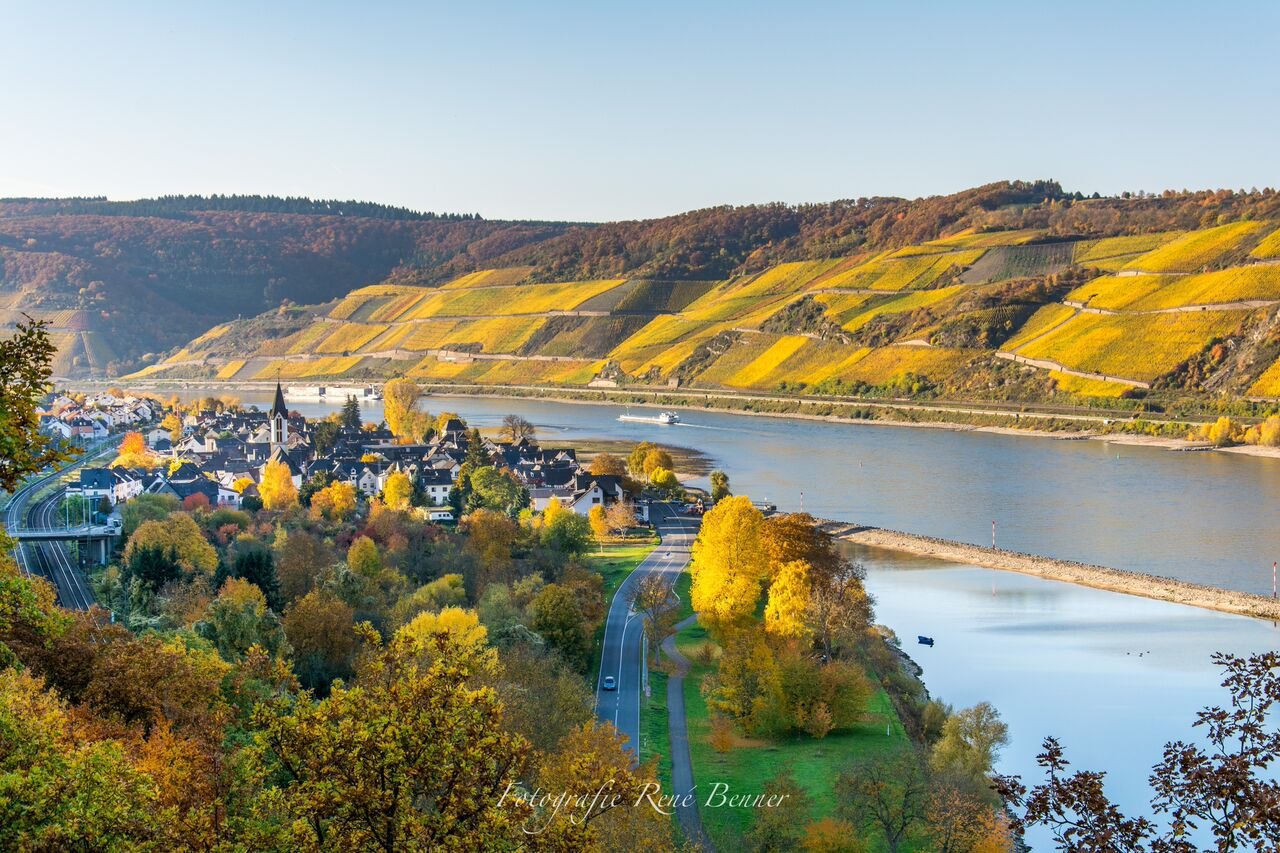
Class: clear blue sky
2,1,1276,222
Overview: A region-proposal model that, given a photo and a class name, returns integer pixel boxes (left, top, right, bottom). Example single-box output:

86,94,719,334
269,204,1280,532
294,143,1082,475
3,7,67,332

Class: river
191,388,1279,845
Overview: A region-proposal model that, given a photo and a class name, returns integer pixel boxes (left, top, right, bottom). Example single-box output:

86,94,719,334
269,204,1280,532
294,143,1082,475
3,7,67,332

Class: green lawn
586,540,658,600
675,620,916,851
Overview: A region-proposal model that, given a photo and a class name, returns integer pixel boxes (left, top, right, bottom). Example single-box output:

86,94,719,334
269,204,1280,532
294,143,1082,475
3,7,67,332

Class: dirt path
662,615,713,851
994,351,1150,389
1063,299,1277,315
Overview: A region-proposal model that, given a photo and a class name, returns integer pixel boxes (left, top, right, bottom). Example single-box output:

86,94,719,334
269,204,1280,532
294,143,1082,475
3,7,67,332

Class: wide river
202,389,1280,845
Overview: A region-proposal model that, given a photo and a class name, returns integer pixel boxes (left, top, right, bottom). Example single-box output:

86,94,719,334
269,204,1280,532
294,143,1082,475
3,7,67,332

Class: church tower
269,382,289,447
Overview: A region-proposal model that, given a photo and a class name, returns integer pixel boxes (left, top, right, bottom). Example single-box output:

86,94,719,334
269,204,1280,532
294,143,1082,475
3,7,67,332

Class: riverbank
80,378,1280,460
824,521,1280,622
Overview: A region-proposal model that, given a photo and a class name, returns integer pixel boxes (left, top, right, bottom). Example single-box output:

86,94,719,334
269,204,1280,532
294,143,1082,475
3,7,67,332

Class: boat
617,410,681,425
917,635,935,647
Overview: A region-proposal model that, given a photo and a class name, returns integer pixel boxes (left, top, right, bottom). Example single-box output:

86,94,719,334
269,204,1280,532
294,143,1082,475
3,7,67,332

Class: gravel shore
821,521,1280,622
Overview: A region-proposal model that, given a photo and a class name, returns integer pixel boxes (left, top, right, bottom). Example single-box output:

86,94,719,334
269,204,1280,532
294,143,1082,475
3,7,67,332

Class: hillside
0,196,571,375
139,209,1280,407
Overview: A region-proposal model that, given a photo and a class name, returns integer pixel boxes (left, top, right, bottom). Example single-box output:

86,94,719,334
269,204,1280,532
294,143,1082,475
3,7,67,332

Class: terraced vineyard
137,214,1280,404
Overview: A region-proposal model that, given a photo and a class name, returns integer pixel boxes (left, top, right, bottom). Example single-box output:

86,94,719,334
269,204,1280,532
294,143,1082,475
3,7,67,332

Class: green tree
836,752,931,853
0,316,64,496
0,668,165,849
531,583,590,671
467,466,524,514
746,769,812,852
340,395,362,430
120,493,180,539
710,469,731,502
282,591,357,694
541,500,592,554
195,577,289,661
229,543,282,612
930,702,1010,790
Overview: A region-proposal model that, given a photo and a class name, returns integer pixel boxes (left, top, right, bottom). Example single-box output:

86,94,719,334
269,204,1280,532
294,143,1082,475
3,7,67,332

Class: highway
594,501,700,754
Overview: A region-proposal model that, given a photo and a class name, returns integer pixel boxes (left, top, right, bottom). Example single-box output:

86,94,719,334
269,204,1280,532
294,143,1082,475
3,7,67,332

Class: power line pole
992,519,997,550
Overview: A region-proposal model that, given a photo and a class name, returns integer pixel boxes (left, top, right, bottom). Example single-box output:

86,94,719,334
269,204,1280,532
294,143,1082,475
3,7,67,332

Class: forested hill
0,200,571,375
147,189,1280,413
9,183,1280,377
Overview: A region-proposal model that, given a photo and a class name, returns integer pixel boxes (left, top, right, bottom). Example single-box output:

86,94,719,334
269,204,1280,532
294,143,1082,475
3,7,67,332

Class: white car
602,676,617,691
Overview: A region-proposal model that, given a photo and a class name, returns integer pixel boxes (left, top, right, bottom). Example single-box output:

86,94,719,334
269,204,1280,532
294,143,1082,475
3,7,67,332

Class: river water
200,389,1279,845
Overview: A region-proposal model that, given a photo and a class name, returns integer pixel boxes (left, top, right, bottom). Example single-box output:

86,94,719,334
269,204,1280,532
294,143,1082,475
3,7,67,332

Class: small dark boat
917,635,934,647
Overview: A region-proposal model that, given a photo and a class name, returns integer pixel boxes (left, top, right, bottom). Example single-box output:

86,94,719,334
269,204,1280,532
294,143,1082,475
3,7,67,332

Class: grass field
1065,275,1181,311
676,620,913,851
1249,358,1280,397
438,267,536,289
841,285,965,332
729,338,871,389
215,360,246,380
726,335,809,387
814,291,878,325
822,251,983,292
315,322,387,354
1122,221,1269,273
1250,226,1280,260
406,279,626,318
251,356,365,380
407,355,603,386
696,334,787,386
924,228,1045,249
1074,232,1182,264
1019,311,1248,381
959,242,1075,283
1124,265,1280,310
836,345,975,385
1048,370,1131,398
1001,304,1078,351
437,316,548,353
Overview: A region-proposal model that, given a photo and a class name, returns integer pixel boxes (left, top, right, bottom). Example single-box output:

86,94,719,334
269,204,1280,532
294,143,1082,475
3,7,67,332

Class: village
54,384,651,527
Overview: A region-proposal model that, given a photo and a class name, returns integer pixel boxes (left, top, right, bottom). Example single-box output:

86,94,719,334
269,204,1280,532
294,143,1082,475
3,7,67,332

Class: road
595,502,699,754
593,501,706,845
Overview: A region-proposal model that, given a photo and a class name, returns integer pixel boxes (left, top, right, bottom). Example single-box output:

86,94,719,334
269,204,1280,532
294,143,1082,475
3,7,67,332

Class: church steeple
270,382,288,420
269,382,289,446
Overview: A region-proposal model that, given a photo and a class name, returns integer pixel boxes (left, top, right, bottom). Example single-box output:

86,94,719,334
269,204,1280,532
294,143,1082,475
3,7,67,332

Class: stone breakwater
819,521,1280,622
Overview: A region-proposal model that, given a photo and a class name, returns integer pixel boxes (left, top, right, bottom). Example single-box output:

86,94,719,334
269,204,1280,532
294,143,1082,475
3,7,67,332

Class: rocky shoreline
821,521,1280,622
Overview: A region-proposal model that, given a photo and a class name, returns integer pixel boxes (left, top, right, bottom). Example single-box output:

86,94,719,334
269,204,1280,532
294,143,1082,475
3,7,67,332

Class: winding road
594,501,706,843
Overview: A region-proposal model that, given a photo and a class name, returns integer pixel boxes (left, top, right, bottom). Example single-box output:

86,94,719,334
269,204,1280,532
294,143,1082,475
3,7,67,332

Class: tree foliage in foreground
0,316,63,495
996,652,1280,851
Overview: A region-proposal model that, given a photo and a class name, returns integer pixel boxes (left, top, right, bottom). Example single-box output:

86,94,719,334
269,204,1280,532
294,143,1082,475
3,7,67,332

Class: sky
1,0,1277,222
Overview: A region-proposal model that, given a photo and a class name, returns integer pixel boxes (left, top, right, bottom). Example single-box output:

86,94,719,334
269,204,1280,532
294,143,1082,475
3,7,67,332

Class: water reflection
856,543,1279,848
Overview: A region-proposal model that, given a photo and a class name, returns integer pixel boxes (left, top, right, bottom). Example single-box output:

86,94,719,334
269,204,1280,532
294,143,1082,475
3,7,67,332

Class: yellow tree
690,495,768,636
253,621,529,849
347,535,382,579
310,480,357,522
124,514,218,575
259,460,298,511
535,720,672,849
110,431,159,469
382,378,422,440
588,504,609,544
160,412,183,443
765,559,813,641
383,471,413,510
